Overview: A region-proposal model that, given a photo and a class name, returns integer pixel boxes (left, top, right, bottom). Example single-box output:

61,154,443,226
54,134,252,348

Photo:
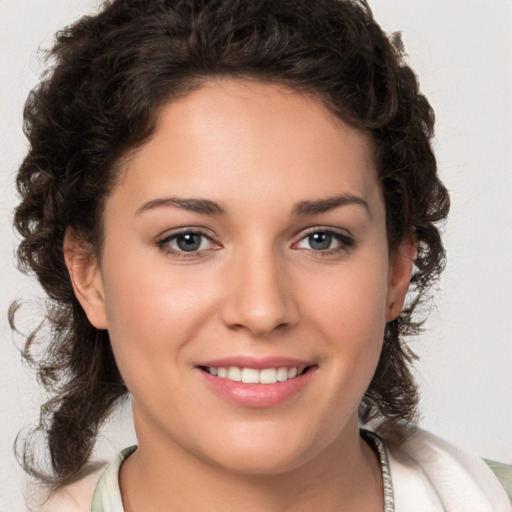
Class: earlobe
63,230,108,329
385,236,417,323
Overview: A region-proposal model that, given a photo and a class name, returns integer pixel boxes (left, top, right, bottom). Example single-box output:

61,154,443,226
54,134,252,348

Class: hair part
12,0,449,488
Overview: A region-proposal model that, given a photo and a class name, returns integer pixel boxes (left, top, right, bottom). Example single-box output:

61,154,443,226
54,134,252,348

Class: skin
66,79,415,511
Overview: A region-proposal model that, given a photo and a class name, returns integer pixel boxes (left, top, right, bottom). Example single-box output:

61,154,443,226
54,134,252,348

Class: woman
9,0,511,510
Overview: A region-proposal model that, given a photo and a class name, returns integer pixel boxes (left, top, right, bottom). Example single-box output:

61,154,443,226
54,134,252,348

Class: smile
197,362,317,408
201,366,308,384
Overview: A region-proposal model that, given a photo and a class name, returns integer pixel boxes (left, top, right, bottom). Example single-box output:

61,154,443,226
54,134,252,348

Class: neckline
91,430,394,512
360,429,395,512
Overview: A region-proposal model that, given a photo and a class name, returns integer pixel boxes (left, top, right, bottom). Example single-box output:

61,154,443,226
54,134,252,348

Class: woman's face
73,79,412,474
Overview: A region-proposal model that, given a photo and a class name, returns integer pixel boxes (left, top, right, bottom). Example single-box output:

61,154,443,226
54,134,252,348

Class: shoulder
28,445,136,512
385,427,512,512
27,467,105,512
484,459,512,501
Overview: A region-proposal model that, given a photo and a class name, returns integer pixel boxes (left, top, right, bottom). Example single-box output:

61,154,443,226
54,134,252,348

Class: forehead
115,79,381,215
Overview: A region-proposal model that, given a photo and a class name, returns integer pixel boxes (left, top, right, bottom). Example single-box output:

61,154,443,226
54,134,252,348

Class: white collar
387,427,512,511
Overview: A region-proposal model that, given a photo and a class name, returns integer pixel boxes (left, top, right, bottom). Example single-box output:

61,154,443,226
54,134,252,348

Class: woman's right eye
156,231,218,257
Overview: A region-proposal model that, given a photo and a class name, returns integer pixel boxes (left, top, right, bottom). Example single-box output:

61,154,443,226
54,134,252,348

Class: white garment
34,427,511,511
386,428,511,511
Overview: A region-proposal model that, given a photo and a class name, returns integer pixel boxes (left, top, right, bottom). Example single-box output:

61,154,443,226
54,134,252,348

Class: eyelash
155,227,355,259
156,229,219,259
292,227,355,256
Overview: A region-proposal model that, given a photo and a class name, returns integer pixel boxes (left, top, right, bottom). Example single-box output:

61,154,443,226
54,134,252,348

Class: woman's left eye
295,230,354,253
157,231,217,256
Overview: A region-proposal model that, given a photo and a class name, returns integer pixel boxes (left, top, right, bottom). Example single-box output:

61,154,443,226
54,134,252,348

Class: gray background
1,0,511,510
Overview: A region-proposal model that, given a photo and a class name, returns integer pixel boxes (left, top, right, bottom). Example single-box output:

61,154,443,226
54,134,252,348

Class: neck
119,415,383,512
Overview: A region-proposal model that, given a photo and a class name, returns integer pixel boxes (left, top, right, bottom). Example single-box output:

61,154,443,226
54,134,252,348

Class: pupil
177,233,201,252
309,232,332,250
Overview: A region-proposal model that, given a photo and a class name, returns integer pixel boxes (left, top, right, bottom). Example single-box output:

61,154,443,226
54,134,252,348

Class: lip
195,356,318,408
197,355,315,370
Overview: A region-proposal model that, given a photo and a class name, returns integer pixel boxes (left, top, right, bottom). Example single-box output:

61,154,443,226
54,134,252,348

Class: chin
196,423,327,476
207,447,310,476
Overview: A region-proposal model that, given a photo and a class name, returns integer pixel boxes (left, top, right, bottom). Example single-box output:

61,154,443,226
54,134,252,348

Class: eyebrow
292,194,371,217
136,193,370,217
136,197,227,216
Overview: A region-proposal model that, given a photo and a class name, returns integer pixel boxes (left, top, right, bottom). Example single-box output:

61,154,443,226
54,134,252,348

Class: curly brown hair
12,0,449,488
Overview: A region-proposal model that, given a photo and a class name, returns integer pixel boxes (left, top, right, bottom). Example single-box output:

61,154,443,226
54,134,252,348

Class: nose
220,247,300,337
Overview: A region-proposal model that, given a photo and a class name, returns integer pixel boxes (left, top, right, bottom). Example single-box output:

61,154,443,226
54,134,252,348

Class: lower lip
198,367,317,408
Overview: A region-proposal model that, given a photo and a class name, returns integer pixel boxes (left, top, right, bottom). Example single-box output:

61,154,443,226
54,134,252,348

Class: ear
63,229,108,329
385,236,417,322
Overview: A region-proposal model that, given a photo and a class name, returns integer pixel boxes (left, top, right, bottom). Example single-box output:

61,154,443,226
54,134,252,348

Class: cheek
99,256,236,407
305,257,389,340
300,255,389,390
104,275,211,344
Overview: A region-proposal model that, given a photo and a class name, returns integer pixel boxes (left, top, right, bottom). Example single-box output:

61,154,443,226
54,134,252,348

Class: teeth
288,367,298,378
207,366,306,384
241,368,260,383
227,367,241,382
276,367,288,382
259,368,277,384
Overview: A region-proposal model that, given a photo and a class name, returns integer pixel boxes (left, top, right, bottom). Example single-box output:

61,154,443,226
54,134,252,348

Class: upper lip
196,356,316,370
